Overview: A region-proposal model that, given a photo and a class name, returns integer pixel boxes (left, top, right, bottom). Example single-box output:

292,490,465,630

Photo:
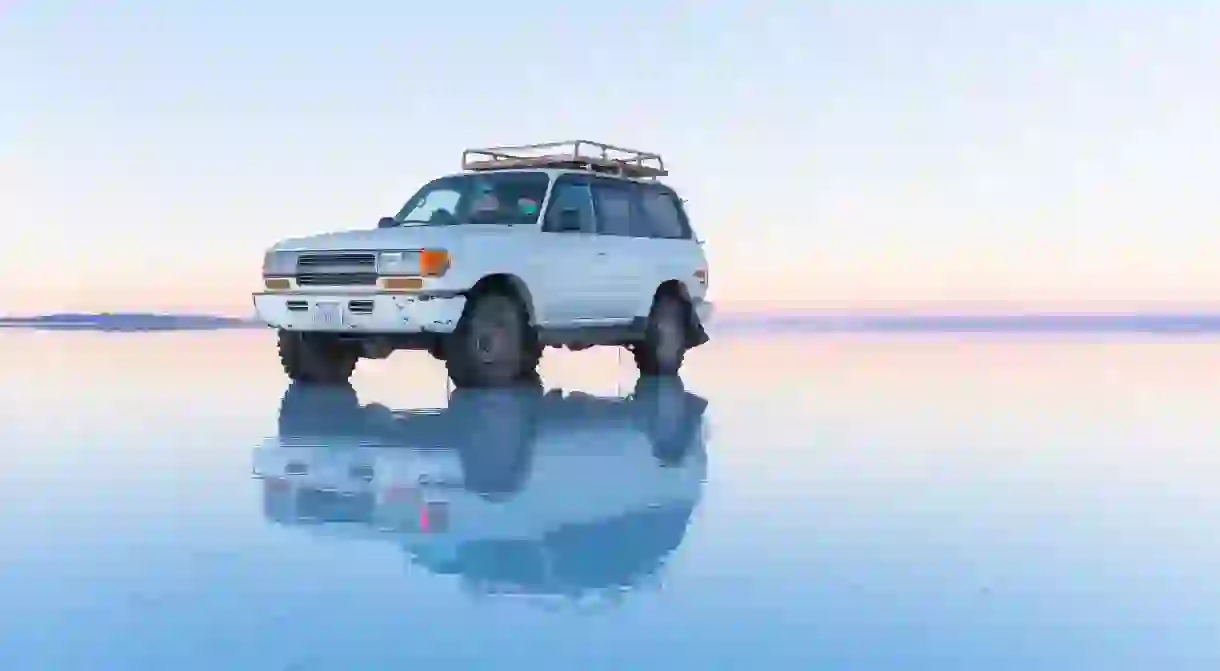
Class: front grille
297,252,376,269
295,252,378,287
296,273,378,286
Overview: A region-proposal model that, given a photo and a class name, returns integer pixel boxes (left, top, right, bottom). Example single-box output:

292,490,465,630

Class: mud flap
685,304,710,348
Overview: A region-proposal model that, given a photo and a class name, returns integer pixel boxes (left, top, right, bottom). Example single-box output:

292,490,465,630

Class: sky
3,1,1219,316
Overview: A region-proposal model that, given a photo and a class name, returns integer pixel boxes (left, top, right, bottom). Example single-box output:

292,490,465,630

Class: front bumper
252,291,467,334
252,441,376,492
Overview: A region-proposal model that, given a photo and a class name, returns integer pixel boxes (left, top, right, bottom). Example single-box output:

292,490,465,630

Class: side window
543,178,595,233
638,186,690,239
591,180,634,236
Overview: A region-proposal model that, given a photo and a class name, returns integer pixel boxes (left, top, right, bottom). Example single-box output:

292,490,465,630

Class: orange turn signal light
420,249,450,277
264,277,291,290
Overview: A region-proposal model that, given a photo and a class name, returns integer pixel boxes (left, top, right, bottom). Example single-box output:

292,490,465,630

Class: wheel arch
465,273,537,326
651,279,708,348
654,279,693,304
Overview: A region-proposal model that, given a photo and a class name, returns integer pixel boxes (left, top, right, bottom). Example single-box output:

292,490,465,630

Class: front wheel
444,292,533,388
277,330,358,384
633,293,689,377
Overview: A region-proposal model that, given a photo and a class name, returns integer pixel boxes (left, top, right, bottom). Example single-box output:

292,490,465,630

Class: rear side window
637,186,690,239
590,180,635,236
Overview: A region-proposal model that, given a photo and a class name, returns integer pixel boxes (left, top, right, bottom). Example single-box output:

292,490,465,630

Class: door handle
596,251,608,257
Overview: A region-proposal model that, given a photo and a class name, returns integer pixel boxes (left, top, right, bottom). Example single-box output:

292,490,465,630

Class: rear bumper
252,291,466,334
694,299,714,329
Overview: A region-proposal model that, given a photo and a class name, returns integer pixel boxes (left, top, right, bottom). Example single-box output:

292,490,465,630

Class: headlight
377,249,450,277
262,251,297,276
377,250,422,275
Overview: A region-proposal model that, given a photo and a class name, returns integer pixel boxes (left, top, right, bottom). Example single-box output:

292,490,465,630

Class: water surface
1,331,1217,669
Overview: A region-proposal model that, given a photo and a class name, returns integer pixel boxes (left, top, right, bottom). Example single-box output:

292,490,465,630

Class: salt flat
1,330,1217,670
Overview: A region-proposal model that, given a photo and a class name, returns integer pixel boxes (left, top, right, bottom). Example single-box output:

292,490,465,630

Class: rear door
590,178,704,320
588,177,651,321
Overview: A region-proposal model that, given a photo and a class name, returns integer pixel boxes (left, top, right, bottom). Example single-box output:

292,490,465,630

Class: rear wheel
445,292,534,388
633,293,689,377
277,330,358,384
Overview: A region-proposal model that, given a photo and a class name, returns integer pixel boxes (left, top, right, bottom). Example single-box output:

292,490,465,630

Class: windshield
392,172,550,227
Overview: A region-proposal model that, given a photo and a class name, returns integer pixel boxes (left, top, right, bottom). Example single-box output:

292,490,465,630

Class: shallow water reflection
253,377,709,609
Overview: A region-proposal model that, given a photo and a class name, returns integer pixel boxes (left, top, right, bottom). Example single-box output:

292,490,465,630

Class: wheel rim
474,326,509,363
469,300,520,368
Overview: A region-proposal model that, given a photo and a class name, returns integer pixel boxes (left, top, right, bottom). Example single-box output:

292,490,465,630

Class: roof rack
461,140,668,178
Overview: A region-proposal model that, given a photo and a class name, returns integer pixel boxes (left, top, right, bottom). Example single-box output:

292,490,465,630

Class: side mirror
377,216,397,229
559,209,582,232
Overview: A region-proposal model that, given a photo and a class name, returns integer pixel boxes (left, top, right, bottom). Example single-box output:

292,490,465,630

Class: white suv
253,141,712,388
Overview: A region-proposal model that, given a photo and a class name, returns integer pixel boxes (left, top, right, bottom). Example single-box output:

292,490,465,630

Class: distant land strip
715,312,1220,334
1,312,1219,333
0,313,260,331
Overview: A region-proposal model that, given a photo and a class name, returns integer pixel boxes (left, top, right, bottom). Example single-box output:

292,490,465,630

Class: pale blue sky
3,1,1218,314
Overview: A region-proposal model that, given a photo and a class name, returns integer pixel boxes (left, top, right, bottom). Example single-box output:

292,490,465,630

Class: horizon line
6,304,1220,321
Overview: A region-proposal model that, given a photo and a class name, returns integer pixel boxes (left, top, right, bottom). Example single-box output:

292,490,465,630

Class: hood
270,225,509,252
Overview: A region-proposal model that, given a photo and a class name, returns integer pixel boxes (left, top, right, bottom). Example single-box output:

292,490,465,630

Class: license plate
314,301,343,327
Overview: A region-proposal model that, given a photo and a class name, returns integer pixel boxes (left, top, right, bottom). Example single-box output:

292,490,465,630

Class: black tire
277,330,358,385
445,291,533,388
633,293,690,377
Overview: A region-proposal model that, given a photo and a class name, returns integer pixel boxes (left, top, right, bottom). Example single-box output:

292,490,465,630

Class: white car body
252,145,713,343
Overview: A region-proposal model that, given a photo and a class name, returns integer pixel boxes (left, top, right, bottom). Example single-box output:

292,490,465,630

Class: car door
588,177,651,321
532,175,607,326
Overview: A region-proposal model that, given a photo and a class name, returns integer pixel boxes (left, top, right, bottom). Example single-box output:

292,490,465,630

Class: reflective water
1,331,1218,670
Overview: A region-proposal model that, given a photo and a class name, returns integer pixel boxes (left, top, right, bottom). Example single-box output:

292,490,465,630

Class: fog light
382,277,423,291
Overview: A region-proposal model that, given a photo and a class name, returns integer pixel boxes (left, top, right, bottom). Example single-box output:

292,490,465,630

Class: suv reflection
252,377,709,605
